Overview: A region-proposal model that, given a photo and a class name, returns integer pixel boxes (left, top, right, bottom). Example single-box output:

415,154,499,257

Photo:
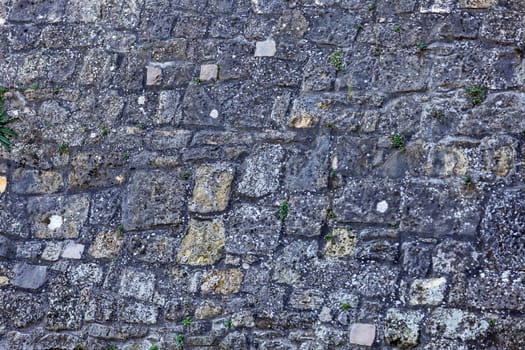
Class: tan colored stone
89,231,123,259
287,113,319,128
0,276,9,286
195,301,223,320
425,146,468,177
189,164,234,213
490,146,514,177
349,323,376,346
177,219,225,266
323,228,356,257
0,176,6,193
12,169,63,194
201,269,243,295
458,0,495,8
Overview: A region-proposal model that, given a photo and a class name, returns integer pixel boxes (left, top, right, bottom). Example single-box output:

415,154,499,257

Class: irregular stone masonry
0,0,524,349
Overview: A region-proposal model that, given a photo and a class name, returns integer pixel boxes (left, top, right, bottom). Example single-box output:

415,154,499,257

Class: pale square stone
200,64,218,81
420,0,454,13
146,66,162,85
61,242,85,259
255,39,276,57
349,323,376,346
42,242,63,261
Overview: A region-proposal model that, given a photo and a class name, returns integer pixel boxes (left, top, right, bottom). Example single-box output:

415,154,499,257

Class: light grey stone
12,263,47,290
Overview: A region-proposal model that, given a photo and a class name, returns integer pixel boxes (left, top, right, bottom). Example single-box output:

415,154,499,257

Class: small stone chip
255,39,277,57
349,323,376,346
146,66,162,85
376,200,389,213
200,64,218,81
61,242,85,259
0,176,7,193
209,109,219,119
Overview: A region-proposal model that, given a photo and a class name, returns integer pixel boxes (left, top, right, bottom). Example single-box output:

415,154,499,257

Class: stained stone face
323,228,357,258
119,269,156,302
201,269,243,295
122,170,186,230
27,195,90,239
89,231,123,259
384,309,424,348
177,218,225,266
409,277,447,305
237,144,284,198
189,164,234,213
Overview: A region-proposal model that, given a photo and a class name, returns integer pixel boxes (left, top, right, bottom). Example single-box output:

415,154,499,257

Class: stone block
60,242,84,259
189,163,234,213
426,308,489,341
384,309,424,348
286,195,328,237
89,231,123,259
200,64,218,81
237,144,284,198
146,66,162,85
11,263,47,289
122,170,186,230
201,269,243,295
349,323,376,346
177,218,225,266
409,277,447,305
119,268,155,302
254,39,276,57
12,169,63,194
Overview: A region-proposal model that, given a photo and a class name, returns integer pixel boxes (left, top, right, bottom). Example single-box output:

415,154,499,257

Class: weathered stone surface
200,64,219,81
68,151,128,190
125,231,177,264
384,309,424,348
426,308,489,341
201,269,243,295
11,169,63,194
323,227,357,258
12,263,47,290
122,170,186,230
119,268,155,302
290,289,324,310
237,144,284,198
177,218,225,266
27,194,89,239
409,277,447,305
286,195,328,237
60,241,84,259
89,231,123,259
458,0,495,8
189,163,234,213
225,204,281,255
119,301,158,324
195,300,222,320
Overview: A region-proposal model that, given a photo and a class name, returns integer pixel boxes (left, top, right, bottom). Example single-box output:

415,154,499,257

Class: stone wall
0,0,524,349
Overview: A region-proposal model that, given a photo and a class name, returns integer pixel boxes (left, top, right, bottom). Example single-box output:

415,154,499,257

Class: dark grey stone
12,263,47,290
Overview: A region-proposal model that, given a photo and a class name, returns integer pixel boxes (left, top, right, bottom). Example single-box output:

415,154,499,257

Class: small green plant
176,334,184,345
107,344,117,350
431,109,443,121
122,152,130,160
53,86,61,94
466,85,485,106
101,126,109,136
367,4,376,11
341,303,351,311
390,133,405,151
57,142,69,155
488,318,496,327
326,122,335,129
193,77,202,84
135,123,144,129
225,319,233,329
326,208,336,220
416,42,427,52
393,24,401,32
323,232,334,240
275,199,289,221
353,23,364,30
182,317,192,326
328,51,344,71
117,224,124,236
29,83,39,90
149,345,159,350
0,88,17,151
463,176,475,190
329,170,337,178
181,171,191,180
184,301,193,308
390,222,400,229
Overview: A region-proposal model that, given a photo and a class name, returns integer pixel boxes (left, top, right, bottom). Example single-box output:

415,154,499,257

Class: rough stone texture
409,277,447,305
1,0,524,348
177,218,225,266
122,170,186,230
188,163,234,213
384,309,424,348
